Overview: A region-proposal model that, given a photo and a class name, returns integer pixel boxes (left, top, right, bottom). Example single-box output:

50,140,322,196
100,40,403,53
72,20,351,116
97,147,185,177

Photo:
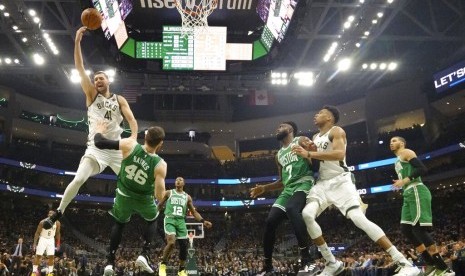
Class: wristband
200,219,205,223
56,240,60,247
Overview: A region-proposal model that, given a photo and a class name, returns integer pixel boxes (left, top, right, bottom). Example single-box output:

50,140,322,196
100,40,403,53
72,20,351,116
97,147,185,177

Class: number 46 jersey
117,144,163,200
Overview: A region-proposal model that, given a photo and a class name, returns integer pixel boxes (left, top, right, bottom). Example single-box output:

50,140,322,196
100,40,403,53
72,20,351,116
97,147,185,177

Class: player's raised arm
187,195,212,228
74,26,96,105
154,160,167,202
117,95,138,139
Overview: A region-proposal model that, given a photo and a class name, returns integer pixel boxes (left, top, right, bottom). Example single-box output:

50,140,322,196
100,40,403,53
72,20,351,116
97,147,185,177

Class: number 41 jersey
117,144,163,200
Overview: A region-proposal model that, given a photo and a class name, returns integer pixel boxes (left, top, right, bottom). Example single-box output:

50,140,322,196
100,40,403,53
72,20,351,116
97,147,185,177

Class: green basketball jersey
394,158,423,189
277,137,313,187
117,144,163,200
164,189,189,218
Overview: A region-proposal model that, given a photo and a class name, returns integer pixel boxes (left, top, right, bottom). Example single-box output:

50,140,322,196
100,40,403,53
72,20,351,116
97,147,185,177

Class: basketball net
188,232,195,248
175,0,218,37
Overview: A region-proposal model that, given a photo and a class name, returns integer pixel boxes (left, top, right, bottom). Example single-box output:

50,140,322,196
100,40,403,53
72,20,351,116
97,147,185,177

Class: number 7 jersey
117,144,163,200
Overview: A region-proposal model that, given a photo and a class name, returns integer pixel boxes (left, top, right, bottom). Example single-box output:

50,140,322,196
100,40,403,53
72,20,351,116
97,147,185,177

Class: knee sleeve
400,224,423,247
177,239,188,261
412,225,434,247
347,208,385,242
302,201,323,239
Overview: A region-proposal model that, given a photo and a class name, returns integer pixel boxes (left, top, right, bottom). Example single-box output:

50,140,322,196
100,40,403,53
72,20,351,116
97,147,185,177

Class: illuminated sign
433,59,465,93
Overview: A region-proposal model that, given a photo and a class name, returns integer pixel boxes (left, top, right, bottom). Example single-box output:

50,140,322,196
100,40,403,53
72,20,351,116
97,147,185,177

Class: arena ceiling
0,0,465,121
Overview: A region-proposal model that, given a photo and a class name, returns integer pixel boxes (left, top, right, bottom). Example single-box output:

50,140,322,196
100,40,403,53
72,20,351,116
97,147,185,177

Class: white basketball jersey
87,94,124,147
313,126,349,180
40,222,57,239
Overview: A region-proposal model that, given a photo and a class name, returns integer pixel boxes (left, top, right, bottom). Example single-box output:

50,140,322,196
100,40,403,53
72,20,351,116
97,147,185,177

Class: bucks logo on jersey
165,190,188,218
277,137,313,186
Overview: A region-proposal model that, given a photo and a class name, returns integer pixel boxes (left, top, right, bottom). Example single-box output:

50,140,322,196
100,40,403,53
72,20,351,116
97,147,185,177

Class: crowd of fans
0,181,464,275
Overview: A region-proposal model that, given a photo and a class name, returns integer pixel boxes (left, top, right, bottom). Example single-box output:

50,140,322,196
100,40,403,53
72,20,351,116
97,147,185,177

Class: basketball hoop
188,232,195,248
175,0,218,37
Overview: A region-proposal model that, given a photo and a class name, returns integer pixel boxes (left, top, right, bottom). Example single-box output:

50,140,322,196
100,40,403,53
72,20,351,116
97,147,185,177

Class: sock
431,253,449,271
33,265,38,273
387,246,411,266
264,257,272,269
48,266,54,274
421,251,435,266
318,243,336,263
299,246,311,262
161,260,167,265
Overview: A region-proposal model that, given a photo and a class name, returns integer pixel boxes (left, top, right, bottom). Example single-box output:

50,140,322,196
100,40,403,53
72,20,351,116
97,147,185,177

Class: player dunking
43,26,138,229
390,136,455,276
292,106,420,276
157,177,212,276
250,121,314,275
32,210,61,276
93,121,167,276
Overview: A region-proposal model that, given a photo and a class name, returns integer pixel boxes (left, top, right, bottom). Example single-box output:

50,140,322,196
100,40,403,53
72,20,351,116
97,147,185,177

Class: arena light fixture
32,53,45,65
270,71,288,85
294,72,314,86
33,17,40,24
377,12,384,18
0,5,5,11
4,12,9,17
28,9,36,16
362,63,368,69
337,58,352,71
370,63,378,70
14,59,19,64
388,62,398,71
4,58,11,64
379,63,387,70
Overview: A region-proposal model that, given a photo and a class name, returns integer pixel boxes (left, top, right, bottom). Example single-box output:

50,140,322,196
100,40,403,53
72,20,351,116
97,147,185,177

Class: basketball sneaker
136,255,154,273
178,269,187,276
159,263,167,276
104,264,114,276
434,269,455,276
43,210,62,230
393,262,421,276
424,265,436,276
46,273,54,276
257,266,275,276
297,261,320,275
320,260,344,276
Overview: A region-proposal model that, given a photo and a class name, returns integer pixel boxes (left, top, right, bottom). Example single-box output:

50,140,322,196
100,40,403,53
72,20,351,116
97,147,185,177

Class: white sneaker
319,260,344,276
136,255,154,273
393,264,421,276
103,265,114,276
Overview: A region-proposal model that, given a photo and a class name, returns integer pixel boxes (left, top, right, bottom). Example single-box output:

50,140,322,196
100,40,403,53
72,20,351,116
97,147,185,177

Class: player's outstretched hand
75,26,87,44
203,220,213,229
250,185,265,198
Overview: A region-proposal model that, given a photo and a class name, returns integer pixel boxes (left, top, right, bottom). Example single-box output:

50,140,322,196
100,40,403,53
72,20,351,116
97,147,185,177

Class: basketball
81,8,102,31
299,136,317,151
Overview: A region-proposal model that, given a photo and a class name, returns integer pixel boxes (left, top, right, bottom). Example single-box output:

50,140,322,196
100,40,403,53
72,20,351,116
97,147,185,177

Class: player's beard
276,130,288,141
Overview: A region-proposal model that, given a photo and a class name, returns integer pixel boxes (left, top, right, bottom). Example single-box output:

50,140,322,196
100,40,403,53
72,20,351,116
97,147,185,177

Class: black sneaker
43,210,62,230
257,266,275,276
